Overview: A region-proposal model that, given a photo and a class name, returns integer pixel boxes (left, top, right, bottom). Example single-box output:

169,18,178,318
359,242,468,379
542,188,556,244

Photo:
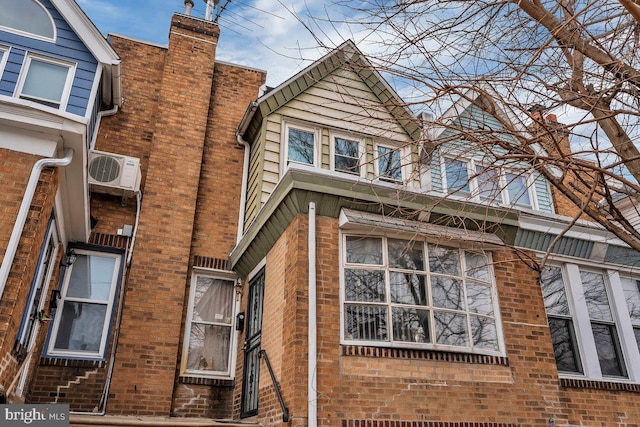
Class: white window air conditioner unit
88,150,141,196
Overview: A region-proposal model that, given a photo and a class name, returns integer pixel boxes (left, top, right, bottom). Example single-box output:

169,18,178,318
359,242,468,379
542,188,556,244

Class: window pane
445,158,469,193
591,322,627,377
431,276,464,310
344,269,385,302
22,59,68,104
345,304,388,341
192,277,234,324
288,128,314,164
54,302,107,352
540,266,570,316
378,146,402,181
390,272,427,306
547,317,582,373
346,236,382,264
475,164,500,202
470,315,498,351
634,327,640,351
187,324,231,372
66,254,116,302
389,239,424,270
335,137,360,174
505,172,531,207
428,245,460,276
392,307,430,343
465,251,489,282
466,281,494,316
434,311,468,346
621,277,640,325
580,271,613,322
0,0,55,39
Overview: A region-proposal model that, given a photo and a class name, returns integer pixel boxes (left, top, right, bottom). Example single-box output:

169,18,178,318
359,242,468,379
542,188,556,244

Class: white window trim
281,121,320,175
546,260,640,383
46,249,121,360
0,46,9,79
374,142,410,183
181,269,239,379
329,131,365,178
14,53,76,110
339,230,505,356
440,156,538,209
0,0,57,42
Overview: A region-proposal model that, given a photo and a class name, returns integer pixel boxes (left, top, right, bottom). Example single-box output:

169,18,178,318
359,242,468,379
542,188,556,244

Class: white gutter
308,202,317,427
0,148,74,300
236,133,250,244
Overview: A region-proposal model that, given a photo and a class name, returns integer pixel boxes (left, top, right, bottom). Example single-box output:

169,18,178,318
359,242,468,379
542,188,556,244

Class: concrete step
70,414,259,427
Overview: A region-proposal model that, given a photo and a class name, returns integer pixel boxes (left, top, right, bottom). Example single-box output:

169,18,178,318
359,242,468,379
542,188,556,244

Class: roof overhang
51,0,122,107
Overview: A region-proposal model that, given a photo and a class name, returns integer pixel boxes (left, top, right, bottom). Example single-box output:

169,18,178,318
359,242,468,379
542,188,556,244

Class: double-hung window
47,249,121,359
376,145,404,182
183,272,237,377
16,54,75,109
442,157,534,208
541,263,640,381
341,235,503,354
285,123,317,167
333,135,362,176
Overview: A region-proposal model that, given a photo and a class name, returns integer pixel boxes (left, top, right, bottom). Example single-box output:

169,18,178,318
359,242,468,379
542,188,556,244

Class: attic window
0,0,56,41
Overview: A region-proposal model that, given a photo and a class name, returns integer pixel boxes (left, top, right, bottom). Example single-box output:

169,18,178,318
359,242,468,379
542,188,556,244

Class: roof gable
239,40,420,143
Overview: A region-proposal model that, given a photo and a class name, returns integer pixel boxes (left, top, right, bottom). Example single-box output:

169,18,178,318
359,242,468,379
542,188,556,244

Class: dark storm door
240,267,265,418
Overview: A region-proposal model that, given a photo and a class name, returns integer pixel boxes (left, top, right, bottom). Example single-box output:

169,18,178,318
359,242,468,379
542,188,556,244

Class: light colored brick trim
177,376,233,387
559,377,640,393
341,345,509,366
192,255,230,271
39,357,105,368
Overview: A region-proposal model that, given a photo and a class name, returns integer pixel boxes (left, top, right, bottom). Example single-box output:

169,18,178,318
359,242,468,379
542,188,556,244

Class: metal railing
258,349,290,422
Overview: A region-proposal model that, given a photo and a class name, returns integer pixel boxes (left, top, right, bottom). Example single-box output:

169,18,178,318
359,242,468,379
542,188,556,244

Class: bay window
541,263,640,381
341,235,503,354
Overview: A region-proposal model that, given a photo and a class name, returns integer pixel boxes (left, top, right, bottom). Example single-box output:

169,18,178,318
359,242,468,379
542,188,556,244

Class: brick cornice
342,345,509,366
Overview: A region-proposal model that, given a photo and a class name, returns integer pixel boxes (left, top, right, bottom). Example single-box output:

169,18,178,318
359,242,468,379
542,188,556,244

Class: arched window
0,0,56,41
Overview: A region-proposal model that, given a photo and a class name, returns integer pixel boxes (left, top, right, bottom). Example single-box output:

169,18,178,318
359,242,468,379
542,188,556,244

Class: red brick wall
0,149,59,399
238,213,640,427
106,14,221,416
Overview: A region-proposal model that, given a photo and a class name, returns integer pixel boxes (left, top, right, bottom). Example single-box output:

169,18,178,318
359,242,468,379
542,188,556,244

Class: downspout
0,148,74,300
236,133,250,244
308,202,317,427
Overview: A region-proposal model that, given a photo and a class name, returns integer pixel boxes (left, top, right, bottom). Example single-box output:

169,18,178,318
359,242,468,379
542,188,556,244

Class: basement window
46,249,122,360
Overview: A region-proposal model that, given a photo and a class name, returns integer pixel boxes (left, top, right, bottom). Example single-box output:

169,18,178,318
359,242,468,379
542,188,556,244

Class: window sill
178,375,234,387
39,357,105,368
559,377,640,393
341,345,509,366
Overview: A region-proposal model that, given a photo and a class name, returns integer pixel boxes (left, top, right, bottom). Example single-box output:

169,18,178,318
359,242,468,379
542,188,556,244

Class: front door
240,267,265,418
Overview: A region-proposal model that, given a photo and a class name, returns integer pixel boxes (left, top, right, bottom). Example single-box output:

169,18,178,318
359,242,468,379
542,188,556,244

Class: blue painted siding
0,0,99,117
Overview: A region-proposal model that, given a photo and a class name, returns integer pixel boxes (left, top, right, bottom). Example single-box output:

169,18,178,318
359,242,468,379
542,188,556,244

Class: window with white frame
0,46,9,77
541,263,640,381
341,235,502,354
183,272,237,377
333,135,362,175
16,54,75,109
376,144,404,182
47,249,121,359
285,124,316,166
442,157,534,208
0,0,56,41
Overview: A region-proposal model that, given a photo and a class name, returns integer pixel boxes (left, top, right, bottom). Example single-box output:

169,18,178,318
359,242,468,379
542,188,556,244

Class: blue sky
78,0,347,87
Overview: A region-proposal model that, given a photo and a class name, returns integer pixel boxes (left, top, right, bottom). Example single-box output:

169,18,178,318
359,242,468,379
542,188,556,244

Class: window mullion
564,263,602,379
607,271,640,381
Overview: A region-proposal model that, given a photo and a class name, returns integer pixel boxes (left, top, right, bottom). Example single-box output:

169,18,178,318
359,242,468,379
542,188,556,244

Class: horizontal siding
0,0,99,117
245,133,264,229
534,172,554,213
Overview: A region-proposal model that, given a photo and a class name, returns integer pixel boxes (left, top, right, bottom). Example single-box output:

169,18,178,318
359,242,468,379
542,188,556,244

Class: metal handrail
258,349,290,422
